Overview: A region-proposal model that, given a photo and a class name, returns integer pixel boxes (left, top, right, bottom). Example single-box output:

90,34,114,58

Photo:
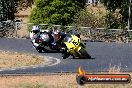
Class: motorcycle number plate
71,39,80,47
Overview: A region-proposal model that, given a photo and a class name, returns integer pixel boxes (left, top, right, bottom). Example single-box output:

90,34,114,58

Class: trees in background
0,0,130,29
15,0,34,11
0,0,34,21
101,0,131,29
0,0,15,21
29,0,86,26
74,9,106,28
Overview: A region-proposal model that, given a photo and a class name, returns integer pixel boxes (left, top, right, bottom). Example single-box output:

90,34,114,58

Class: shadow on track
38,50,61,53
65,56,96,60
72,57,95,60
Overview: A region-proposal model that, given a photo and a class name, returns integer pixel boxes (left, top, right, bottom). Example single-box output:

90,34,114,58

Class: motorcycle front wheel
79,48,91,59
36,47,43,53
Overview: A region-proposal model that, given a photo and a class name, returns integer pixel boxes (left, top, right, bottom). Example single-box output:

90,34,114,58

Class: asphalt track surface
0,38,132,74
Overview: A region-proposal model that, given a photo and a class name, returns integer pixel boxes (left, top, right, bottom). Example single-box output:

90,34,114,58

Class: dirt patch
0,73,131,88
0,74,76,88
0,50,45,69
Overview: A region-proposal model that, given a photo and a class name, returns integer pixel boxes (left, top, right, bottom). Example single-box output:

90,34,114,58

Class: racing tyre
62,55,67,59
36,47,42,53
37,49,42,53
62,52,70,59
62,53,67,59
79,48,91,59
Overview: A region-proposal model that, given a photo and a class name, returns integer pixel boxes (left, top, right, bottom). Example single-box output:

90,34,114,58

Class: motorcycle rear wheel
36,46,49,53
36,47,43,53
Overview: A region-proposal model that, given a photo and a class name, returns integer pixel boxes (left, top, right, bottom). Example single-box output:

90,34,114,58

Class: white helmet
32,25,40,34
32,25,40,31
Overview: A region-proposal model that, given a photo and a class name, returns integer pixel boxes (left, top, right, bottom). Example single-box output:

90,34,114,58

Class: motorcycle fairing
40,33,50,42
64,35,80,50
63,35,83,57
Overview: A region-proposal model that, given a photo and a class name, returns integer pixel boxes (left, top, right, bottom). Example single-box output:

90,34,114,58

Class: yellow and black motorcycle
61,34,91,59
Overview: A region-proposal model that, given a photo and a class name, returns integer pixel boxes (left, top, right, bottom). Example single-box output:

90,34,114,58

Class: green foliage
104,12,120,29
29,0,86,25
101,0,123,12
0,0,34,21
0,0,15,21
101,0,131,29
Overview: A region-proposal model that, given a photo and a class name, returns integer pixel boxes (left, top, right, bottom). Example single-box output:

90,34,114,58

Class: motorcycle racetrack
0,38,132,74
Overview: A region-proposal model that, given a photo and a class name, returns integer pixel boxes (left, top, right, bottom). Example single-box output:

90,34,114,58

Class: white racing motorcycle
31,31,60,53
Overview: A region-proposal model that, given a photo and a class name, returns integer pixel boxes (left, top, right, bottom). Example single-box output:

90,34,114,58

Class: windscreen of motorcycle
40,33,50,42
63,35,72,42
63,35,81,50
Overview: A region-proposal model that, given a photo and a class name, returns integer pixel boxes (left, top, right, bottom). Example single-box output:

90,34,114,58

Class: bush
73,9,106,28
29,0,86,26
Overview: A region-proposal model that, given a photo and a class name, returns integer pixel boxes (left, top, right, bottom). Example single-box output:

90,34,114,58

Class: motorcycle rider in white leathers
30,25,55,50
30,25,40,48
